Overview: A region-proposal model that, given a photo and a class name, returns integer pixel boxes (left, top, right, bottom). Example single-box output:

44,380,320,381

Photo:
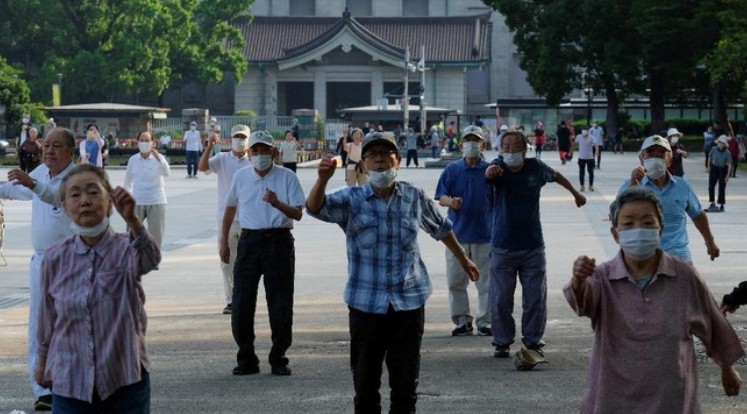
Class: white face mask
69,216,110,238
368,168,397,188
138,142,152,154
618,228,659,261
231,138,247,152
23,117,30,124
503,152,524,168
643,158,667,180
670,137,679,144
251,154,273,170
190,126,196,131
462,142,481,159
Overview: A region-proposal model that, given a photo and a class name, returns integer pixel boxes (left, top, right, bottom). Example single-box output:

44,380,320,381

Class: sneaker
34,394,52,411
232,365,260,375
493,345,510,358
579,185,585,192
719,205,725,212
706,203,719,213
271,365,292,376
451,322,473,336
223,303,232,315
526,344,545,358
589,185,595,191
477,326,492,336
186,174,192,179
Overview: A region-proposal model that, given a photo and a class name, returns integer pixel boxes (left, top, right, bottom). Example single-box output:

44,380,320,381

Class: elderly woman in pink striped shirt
565,186,743,414
35,164,160,413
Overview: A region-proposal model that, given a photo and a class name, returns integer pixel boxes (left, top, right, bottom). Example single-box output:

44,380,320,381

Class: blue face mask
251,154,273,171
618,228,660,261
462,142,481,158
368,168,397,188
503,152,524,168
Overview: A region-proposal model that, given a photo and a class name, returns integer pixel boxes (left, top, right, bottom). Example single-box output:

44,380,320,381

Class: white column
371,70,383,106
314,69,326,117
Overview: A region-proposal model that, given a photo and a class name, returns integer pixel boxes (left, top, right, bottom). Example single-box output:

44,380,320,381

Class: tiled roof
233,12,491,65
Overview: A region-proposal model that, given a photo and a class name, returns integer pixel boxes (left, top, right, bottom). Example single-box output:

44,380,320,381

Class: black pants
232,229,295,369
731,155,738,177
708,166,728,205
578,159,594,186
283,162,298,173
186,150,199,176
350,305,424,414
596,148,601,168
406,149,418,167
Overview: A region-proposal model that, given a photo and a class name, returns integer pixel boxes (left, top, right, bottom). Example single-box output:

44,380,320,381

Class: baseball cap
249,130,274,148
640,135,672,152
462,125,484,140
500,124,509,131
666,128,682,138
214,125,221,133
231,124,251,138
362,131,398,156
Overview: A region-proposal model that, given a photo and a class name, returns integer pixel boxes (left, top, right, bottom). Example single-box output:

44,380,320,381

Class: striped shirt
619,174,702,261
309,181,452,314
37,227,160,402
564,251,744,414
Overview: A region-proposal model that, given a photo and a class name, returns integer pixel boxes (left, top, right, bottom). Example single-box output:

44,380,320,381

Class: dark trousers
186,150,199,176
731,155,739,177
406,149,418,167
578,159,594,186
708,166,728,205
232,229,295,369
283,162,298,173
53,370,150,414
596,148,601,168
350,305,424,414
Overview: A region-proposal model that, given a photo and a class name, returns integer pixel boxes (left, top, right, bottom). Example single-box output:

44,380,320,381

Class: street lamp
584,71,592,127
57,73,63,105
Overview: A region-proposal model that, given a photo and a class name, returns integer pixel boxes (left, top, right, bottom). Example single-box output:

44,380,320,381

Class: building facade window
290,0,315,16
346,0,372,16
403,0,428,16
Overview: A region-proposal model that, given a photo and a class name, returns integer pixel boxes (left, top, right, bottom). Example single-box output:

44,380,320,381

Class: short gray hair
609,186,664,228
44,127,76,149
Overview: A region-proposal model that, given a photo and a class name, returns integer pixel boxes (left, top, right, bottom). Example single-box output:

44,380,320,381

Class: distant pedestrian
36,164,160,414
307,132,479,414
123,131,170,249
706,135,732,212
613,127,624,154
666,128,688,177
727,135,739,177
345,128,366,186
486,131,586,363
567,186,743,414
703,126,715,170
209,125,223,157
589,121,604,169
575,129,596,192
435,125,492,337
406,128,419,167
199,124,251,315
183,121,202,178
533,122,546,160
495,124,509,153
280,129,303,173
336,126,351,166
557,121,572,165
221,130,305,377
78,124,105,168
18,127,42,173
430,125,440,158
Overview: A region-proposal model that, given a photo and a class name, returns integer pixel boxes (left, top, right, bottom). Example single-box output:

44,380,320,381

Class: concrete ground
1,149,746,413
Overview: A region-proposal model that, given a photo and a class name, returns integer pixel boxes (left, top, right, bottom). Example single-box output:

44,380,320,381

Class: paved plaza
1,149,746,413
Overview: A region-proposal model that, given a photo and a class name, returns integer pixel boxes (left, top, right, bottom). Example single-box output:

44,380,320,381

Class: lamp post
418,44,426,136
584,71,592,127
403,46,411,131
57,73,63,105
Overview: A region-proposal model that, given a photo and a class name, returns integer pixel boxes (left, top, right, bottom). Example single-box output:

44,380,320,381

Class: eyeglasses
364,150,397,159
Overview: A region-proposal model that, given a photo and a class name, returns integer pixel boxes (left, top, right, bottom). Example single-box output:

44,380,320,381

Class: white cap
716,135,729,145
499,124,509,131
666,128,682,138
640,135,672,152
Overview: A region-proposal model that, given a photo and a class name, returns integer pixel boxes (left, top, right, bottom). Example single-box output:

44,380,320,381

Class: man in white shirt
589,121,604,169
0,127,76,411
183,120,203,178
199,124,251,315
220,130,305,377
159,131,172,152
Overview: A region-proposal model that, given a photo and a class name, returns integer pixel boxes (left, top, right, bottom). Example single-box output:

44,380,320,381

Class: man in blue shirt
486,131,586,362
435,125,492,336
307,132,479,414
619,135,719,262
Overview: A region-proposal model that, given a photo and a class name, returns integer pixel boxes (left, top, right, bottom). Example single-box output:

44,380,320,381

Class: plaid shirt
310,181,452,314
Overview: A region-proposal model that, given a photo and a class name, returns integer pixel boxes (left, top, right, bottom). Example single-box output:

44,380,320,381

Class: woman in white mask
566,186,743,414
123,131,171,249
35,164,160,413
78,123,105,167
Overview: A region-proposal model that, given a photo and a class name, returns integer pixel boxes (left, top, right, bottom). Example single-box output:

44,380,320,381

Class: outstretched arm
554,170,586,207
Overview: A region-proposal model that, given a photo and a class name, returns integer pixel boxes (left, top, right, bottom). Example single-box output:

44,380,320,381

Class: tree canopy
0,0,253,113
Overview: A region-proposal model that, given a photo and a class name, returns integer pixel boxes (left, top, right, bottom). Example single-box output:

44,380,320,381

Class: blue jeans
53,370,150,414
489,246,547,348
186,150,199,176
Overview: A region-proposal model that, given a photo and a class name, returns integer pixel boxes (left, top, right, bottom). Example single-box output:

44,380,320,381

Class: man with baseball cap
183,120,203,178
435,125,492,337
619,135,719,262
199,124,251,314
307,132,479,413
221,130,305,376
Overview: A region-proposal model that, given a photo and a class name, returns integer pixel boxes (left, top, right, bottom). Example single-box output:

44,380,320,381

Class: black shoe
719,205,725,212
271,365,292,376
706,203,719,213
35,394,52,411
526,344,545,358
233,365,260,375
222,303,232,315
477,326,492,336
451,322,473,336
494,345,510,358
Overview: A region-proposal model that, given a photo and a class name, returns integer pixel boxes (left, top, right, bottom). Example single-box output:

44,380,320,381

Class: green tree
0,54,32,125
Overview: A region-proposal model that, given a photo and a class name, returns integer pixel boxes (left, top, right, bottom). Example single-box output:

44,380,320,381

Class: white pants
135,204,166,248
218,219,241,305
28,253,51,398
445,243,491,328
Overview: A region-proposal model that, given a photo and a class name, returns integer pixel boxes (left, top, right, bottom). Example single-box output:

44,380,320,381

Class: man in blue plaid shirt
307,132,479,414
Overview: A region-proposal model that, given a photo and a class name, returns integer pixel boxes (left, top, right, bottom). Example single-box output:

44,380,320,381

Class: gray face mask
503,152,524,168
367,168,397,188
643,158,666,179
462,142,481,159
251,154,273,170
618,228,660,261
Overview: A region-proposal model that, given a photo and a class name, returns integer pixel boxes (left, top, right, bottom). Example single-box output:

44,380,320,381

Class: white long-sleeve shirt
123,153,170,205
183,130,203,152
0,163,75,254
